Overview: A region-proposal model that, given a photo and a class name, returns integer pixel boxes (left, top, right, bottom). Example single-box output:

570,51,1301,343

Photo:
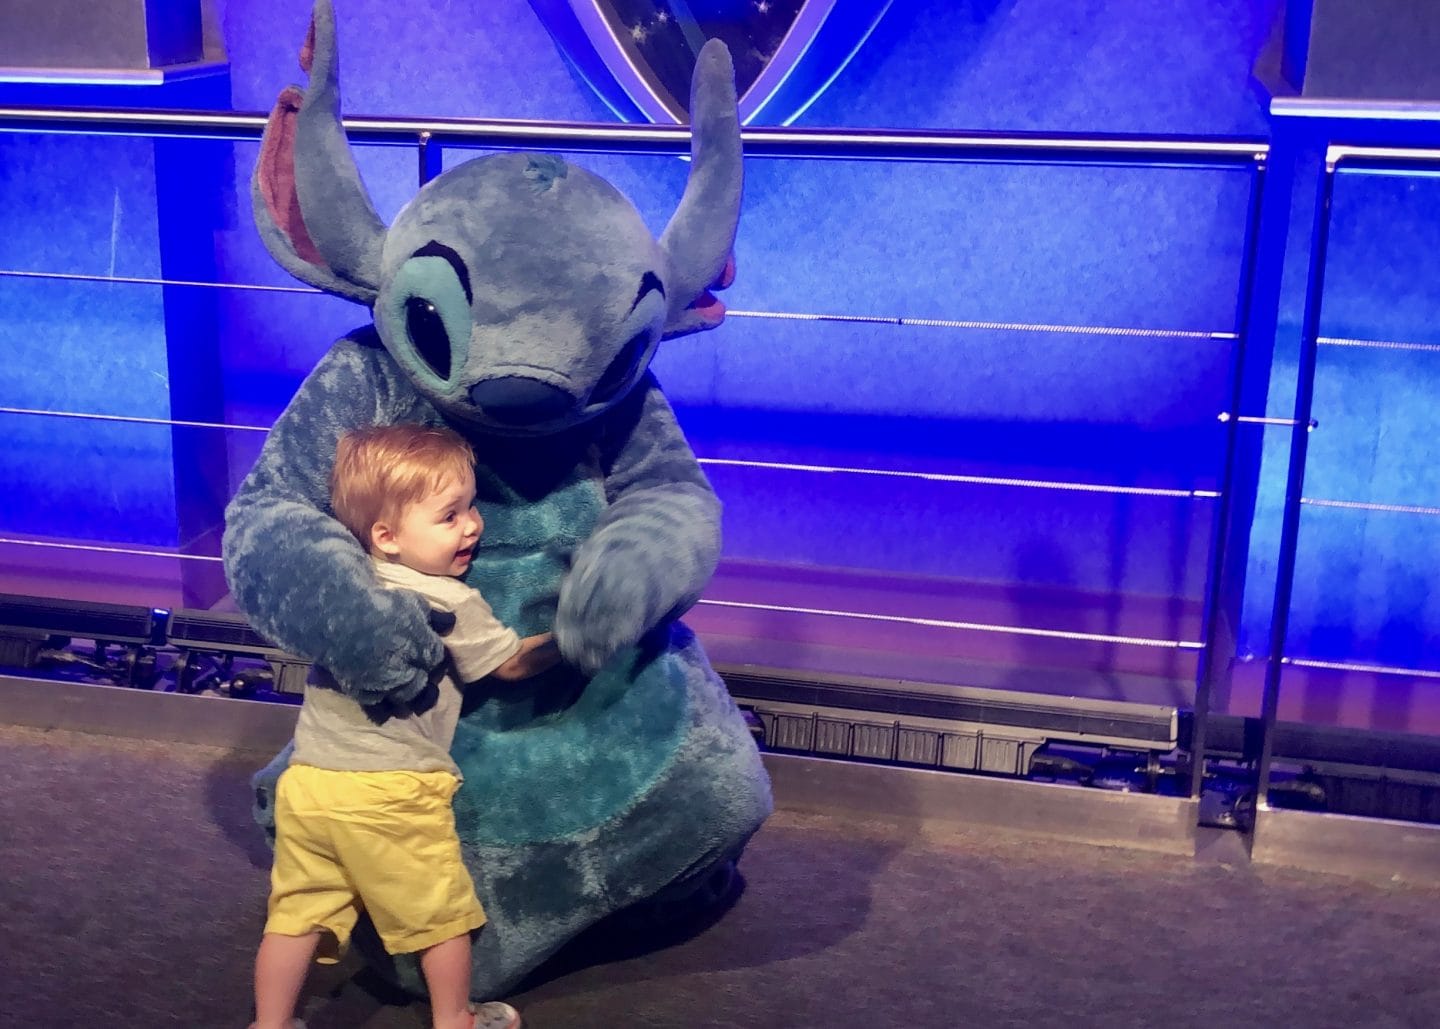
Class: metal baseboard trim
721,662,1178,749
763,751,1200,857
19,673,1437,882
0,673,296,753
1252,805,1440,885
5,672,1197,857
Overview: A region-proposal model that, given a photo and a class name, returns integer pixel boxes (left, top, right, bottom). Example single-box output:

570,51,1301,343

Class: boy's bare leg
252,930,320,1029
421,933,476,1029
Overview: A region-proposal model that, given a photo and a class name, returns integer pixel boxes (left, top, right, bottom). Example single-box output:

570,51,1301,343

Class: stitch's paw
555,551,652,674
251,740,293,845
325,587,445,704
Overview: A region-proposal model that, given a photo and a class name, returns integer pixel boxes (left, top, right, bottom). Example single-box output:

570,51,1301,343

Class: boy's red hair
330,424,475,548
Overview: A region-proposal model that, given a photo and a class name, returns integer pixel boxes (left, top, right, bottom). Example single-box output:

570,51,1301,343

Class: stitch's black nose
469,378,573,425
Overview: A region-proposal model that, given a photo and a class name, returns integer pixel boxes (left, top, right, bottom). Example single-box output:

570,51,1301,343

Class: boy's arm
442,587,558,683
489,633,561,681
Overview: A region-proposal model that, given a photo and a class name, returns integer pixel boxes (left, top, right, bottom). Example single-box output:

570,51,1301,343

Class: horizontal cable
0,409,1217,499
1301,497,1440,517
0,534,1201,651
0,406,268,433
1219,413,1316,428
1,269,1231,342
0,268,314,294
728,309,1234,340
699,457,1217,498
698,597,1202,649
0,537,222,562
1283,656,1440,681
1318,335,1440,354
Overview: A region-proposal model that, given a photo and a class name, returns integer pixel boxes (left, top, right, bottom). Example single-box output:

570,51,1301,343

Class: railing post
1256,153,1337,808
418,130,442,185
1190,152,1269,799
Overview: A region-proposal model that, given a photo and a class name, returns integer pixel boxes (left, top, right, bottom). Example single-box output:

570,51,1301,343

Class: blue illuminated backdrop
0,74,233,606
9,0,1440,734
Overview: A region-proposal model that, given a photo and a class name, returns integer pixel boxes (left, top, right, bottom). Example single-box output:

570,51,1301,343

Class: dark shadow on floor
204,748,279,872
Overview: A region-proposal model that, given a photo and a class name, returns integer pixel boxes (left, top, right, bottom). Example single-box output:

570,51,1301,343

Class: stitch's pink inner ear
687,291,726,328
300,15,316,75
257,85,327,268
683,253,736,329
715,253,736,290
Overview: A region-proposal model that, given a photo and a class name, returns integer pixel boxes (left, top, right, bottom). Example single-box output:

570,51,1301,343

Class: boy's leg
253,930,320,1029
420,933,475,1029
417,933,521,1029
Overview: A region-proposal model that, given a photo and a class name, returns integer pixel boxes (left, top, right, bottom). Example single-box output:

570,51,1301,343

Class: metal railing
0,104,1267,165
1256,134,1440,807
0,104,1274,793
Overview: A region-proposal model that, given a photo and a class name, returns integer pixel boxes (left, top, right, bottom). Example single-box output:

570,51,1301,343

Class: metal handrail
0,104,1268,165
1271,97,1440,122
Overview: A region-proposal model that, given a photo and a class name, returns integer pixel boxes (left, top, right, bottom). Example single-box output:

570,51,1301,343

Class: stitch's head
373,155,670,430
254,0,741,435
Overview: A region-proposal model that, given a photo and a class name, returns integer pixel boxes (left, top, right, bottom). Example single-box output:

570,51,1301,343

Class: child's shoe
469,1000,521,1029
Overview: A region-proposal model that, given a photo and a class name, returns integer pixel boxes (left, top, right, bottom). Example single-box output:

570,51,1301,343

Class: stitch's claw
555,549,654,674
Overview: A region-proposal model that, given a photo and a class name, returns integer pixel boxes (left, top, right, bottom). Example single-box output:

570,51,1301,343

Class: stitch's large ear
659,39,742,338
252,0,385,304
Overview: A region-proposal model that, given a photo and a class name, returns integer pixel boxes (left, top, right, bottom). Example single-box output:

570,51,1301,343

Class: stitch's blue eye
405,296,451,379
384,249,472,390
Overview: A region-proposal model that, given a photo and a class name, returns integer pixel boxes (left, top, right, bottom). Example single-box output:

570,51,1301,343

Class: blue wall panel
0,133,178,545
1281,168,1440,672
3,0,1312,700
802,0,1276,135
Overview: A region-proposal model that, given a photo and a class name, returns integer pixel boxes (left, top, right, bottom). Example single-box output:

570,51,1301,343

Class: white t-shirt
290,558,522,778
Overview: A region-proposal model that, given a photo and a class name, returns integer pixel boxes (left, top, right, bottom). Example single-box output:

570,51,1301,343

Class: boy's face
372,470,483,577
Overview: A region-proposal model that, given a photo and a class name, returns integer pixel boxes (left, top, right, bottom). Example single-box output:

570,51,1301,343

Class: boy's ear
371,521,399,556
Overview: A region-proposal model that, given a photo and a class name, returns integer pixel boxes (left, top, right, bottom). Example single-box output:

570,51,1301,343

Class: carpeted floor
4,722,1440,1029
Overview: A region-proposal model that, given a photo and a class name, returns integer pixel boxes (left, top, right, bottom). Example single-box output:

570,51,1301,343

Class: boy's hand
429,608,457,635
362,677,441,725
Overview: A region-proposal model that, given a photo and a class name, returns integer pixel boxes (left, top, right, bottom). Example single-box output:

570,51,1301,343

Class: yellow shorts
264,764,486,962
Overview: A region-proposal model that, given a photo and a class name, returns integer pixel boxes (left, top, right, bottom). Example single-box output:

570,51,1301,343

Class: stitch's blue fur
227,0,770,998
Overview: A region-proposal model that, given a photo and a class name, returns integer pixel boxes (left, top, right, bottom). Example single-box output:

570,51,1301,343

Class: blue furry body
231,331,772,994
233,5,768,996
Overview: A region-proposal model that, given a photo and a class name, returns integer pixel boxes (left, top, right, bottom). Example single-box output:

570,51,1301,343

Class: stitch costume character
222,0,772,999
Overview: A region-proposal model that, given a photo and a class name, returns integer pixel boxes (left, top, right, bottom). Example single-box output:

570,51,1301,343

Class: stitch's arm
222,337,443,703
555,374,720,672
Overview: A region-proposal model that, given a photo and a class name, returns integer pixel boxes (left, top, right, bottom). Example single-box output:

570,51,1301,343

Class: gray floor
5,722,1440,1029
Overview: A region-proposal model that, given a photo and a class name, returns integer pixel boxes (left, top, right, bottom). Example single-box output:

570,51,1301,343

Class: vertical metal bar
418,131,443,185
1199,120,1307,728
1255,156,1338,808
1189,154,1269,799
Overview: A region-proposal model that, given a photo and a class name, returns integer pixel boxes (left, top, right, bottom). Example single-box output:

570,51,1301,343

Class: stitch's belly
451,446,690,840
450,634,692,843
